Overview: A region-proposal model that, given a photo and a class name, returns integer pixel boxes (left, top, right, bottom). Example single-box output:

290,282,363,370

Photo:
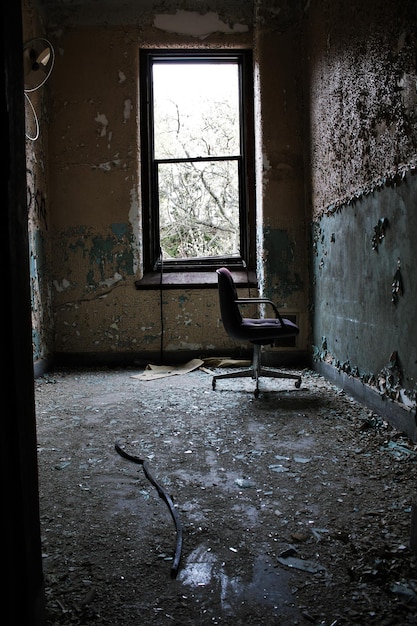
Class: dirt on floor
35,366,417,625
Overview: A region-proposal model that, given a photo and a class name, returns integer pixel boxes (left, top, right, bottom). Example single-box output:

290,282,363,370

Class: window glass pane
158,160,240,260
153,63,240,159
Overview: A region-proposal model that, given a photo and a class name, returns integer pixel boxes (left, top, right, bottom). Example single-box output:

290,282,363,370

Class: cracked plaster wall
307,0,417,411
26,0,417,405
25,0,310,364
33,0,417,392
253,0,309,345
308,1,417,218
24,0,55,364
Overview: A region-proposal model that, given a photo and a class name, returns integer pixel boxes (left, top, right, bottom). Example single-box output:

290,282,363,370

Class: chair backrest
216,267,243,340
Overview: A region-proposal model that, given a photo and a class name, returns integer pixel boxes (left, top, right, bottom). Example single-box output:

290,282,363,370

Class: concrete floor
35,365,417,625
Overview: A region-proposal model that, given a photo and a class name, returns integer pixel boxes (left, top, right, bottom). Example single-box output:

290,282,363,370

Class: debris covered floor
35,367,417,625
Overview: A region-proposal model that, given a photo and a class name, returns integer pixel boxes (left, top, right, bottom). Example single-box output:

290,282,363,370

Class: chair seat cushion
240,317,299,344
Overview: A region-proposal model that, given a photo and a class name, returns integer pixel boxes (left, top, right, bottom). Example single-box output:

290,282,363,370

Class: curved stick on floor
115,442,183,578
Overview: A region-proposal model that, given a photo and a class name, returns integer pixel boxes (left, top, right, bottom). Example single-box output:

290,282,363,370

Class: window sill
135,270,257,290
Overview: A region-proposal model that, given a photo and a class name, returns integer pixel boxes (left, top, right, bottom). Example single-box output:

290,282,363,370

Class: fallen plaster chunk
278,547,326,574
278,554,326,574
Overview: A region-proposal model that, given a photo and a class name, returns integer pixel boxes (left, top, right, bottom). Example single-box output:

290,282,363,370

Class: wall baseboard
313,360,417,442
35,349,310,376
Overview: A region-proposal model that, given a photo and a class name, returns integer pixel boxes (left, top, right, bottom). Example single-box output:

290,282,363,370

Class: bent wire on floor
115,442,183,578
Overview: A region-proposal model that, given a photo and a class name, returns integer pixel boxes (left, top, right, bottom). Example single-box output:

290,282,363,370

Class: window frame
139,49,256,276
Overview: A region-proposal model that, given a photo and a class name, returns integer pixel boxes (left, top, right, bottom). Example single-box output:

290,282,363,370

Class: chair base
212,345,301,397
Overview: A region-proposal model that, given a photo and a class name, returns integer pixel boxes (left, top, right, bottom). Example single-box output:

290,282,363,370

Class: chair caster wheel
295,379,301,388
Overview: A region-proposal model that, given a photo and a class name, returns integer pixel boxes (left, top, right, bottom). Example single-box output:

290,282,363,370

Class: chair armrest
235,297,283,321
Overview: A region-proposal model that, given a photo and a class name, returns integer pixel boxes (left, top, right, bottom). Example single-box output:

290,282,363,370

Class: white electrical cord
24,91,39,141
23,38,55,140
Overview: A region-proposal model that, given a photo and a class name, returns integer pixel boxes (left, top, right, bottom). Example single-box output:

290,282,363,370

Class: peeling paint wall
253,0,309,345
308,0,417,218
21,0,311,366
307,0,417,411
23,0,55,365
42,23,145,359
26,0,416,408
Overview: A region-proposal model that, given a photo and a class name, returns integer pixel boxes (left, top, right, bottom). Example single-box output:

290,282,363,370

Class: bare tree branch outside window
153,63,241,260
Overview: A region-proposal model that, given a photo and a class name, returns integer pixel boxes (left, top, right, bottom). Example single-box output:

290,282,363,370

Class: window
140,50,255,275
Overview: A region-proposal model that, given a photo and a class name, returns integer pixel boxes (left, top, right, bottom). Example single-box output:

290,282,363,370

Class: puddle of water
178,543,297,617
179,545,217,587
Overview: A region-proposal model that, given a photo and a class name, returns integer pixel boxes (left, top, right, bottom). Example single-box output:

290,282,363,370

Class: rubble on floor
35,367,417,625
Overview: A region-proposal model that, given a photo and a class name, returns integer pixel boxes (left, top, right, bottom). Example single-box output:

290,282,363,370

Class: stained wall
26,0,416,420
27,0,310,368
254,1,308,329
24,0,55,367
306,0,417,415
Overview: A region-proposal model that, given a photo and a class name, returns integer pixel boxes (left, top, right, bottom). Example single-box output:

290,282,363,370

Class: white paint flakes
95,112,109,137
154,11,248,39
99,272,123,287
123,99,132,122
53,278,71,292
263,152,271,170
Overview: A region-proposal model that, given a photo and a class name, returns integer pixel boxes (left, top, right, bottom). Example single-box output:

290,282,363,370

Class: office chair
212,267,301,397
